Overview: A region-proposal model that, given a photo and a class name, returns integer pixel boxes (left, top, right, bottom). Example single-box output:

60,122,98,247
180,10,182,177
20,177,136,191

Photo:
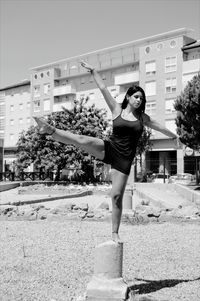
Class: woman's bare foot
33,116,55,135
112,232,122,243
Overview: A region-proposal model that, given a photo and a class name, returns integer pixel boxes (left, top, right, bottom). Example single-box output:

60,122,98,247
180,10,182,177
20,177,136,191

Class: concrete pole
86,240,128,300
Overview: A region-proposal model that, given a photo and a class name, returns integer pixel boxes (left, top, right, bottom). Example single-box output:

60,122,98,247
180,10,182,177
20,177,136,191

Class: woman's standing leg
110,169,129,242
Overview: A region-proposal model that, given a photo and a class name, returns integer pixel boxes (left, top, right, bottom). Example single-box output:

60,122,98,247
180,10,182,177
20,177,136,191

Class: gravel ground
0,217,200,301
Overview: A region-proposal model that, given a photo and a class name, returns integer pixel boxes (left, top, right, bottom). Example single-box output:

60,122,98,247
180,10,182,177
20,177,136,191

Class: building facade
1,28,200,176
0,81,31,171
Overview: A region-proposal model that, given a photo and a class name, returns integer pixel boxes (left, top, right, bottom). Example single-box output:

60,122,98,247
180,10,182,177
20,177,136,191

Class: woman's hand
80,60,94,73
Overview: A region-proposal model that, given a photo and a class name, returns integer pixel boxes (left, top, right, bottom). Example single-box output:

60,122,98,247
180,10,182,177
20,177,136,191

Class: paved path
134,184,191,209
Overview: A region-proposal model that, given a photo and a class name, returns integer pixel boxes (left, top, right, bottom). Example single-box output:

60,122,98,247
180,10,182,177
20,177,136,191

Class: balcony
53,85,76,97
182,59,200,74
114,71,139,86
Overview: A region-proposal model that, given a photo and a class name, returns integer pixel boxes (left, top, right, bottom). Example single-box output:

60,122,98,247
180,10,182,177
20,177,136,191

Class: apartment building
30,28,200,175
0,28,199,175
0,81,31,171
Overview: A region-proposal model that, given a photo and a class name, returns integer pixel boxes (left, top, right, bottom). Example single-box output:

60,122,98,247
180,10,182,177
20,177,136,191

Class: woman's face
128,91,143,109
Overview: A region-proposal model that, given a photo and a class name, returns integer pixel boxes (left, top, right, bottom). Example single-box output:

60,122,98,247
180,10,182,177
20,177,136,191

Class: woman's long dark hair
121,85,146,116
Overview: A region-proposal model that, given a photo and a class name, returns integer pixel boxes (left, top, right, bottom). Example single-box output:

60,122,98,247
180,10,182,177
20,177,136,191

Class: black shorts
102,140,133,175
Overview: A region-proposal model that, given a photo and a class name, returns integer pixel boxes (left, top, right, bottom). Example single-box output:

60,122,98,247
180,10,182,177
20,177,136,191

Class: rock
23,210,37,221
38,214,47,220
144,207,161,218
97,201,109,210
79,203,89,211
141,199,150,206
59,203,76,211
74,203,88,211
87,212,95,218
31,205,46,212
95,212,104,219
50,208,60,214
158,211,174,223
0,205,16,215
79,211,87,219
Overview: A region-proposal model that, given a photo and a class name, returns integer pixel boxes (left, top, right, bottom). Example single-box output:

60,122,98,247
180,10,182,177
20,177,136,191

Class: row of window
145,40,177,54
33,99,50,112
32,55,177,98
145,77,177,96
9,118,31,126
34,71,50,80
145,56,177,75
10,102,30,112
145,99,176,116
34,83,50,98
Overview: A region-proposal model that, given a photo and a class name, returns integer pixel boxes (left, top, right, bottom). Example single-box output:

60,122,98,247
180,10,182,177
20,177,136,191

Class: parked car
152,173,170,183
168,173,196,185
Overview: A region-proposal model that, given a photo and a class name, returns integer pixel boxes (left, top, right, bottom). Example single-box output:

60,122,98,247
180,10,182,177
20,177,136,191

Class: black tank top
109,112,143,159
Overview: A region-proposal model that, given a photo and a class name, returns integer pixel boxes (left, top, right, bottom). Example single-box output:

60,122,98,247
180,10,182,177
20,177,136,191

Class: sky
0,0,200,89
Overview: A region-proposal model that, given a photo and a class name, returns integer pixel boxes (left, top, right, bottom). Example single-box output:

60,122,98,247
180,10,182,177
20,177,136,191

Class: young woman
34,61,177,242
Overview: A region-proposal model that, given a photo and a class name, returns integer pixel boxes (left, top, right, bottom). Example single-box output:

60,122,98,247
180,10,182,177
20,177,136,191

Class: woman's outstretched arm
143,113,177,138
80,61,119,114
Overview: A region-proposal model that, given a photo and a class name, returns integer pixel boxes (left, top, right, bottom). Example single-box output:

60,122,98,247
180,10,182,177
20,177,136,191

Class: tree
174,73,200,150
16,97,110,181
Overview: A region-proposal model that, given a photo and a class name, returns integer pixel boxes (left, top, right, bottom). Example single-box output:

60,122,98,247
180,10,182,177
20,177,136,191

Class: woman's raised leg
34,116,105,160
110,169,128,242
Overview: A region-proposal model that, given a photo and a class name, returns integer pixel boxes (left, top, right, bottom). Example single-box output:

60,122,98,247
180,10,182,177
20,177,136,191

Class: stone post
123,188,133,210
86,240,128,300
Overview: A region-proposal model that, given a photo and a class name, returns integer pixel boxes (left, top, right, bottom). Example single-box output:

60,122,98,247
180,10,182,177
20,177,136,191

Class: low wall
0,182,20,192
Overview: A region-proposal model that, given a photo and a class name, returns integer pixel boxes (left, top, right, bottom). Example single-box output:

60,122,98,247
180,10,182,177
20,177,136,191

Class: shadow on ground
128,277,200,294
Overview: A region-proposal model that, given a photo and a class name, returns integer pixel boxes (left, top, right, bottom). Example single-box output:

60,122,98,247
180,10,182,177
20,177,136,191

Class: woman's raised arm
80,61,119,113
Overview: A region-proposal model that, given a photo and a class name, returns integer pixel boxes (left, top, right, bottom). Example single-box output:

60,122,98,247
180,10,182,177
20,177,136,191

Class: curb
1,190,93,206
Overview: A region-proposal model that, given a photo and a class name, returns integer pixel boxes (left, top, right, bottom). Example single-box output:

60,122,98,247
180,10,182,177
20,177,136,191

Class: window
0,117,5,128
145,81,156,96
165,119,176,133
145,100,156,116
33,85,40,97
27,117,31,124
19,118,23,125
27,102,30,109
81,77,85,84
165,98,176,113
10,134,14,141
89,92,95,100
145,61,156,75
10,105,14,112
157,43,163,51
10,119,14,126
33,100,40,112
165,56,177,73
170,40,176,48
145,46,150,54
34,74,37,79
44,99,50,111
44,83,50,95
110,88,117,97
19,103,23,110
102,74,106,81
165,77,177,93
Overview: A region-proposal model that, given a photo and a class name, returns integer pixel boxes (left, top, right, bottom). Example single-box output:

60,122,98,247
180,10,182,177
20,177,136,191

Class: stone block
86,241,128,300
